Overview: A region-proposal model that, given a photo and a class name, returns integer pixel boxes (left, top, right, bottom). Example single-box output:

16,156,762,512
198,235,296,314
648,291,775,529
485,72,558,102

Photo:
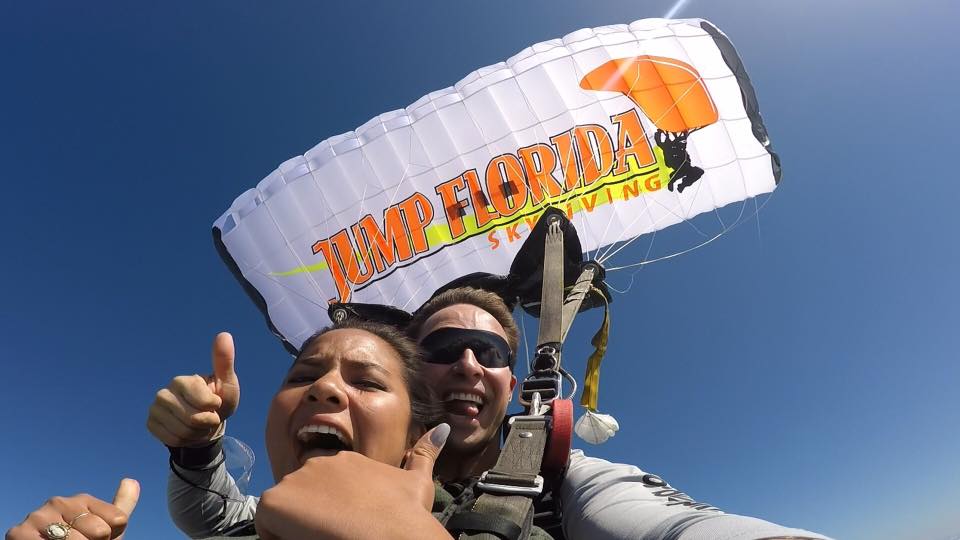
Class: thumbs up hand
208,332,240,421
255,424,452,540
147,332,240,448
4,478,140,540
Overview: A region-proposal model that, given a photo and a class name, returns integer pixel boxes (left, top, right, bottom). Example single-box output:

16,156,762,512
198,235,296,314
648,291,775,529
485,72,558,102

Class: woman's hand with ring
4,479,139,540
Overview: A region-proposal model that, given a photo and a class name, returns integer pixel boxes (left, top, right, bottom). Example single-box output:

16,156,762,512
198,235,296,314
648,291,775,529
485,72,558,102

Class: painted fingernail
430,423,450,447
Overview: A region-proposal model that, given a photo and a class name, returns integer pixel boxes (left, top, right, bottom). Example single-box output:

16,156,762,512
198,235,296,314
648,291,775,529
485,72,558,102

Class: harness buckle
476,471,544,496
532,343,561,371
518,371,561,406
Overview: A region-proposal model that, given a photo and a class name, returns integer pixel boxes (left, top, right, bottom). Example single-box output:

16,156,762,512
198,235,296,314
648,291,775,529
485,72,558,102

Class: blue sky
1,2,958,539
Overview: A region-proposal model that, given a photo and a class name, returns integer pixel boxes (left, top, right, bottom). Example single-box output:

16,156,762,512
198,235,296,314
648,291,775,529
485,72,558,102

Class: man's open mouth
443,392,485,417
296,425,352,456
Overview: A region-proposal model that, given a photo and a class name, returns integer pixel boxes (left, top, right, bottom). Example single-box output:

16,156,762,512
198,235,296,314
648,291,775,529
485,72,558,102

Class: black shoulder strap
446,511,522,540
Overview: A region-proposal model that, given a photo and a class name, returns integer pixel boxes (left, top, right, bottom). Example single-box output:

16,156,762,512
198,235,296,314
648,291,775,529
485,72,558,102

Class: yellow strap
580,287,610,412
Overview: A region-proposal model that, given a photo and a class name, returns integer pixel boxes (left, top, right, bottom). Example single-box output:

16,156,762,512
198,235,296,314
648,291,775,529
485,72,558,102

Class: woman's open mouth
296,424,352,459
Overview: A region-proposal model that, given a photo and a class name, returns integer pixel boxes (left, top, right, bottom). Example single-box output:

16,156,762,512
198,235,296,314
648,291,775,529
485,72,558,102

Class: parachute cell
213,18,779,352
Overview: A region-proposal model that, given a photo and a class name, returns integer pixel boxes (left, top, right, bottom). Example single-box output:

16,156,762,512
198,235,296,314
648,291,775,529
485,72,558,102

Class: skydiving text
312,108,664,303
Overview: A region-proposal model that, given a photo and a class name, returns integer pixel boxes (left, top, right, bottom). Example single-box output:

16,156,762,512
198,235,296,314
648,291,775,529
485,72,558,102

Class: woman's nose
305,373,348,408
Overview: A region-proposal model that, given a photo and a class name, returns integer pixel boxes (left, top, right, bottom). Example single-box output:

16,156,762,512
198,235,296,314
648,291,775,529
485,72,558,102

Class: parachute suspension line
594,194,656,263
596,189,718,265
605,189,776,273
591,194,621,263
604,228,727,271
601,273,638,295
596,210,663,264
598,185,753,267
692,113,756,263
754,197,763,246
600,147,756,268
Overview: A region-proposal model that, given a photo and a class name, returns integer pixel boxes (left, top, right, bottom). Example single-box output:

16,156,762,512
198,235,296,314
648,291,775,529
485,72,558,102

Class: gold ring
68,512,90,528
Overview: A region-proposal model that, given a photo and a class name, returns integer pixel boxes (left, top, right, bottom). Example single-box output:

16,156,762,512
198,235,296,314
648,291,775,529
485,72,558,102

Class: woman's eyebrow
346,358,393,377
293,354,327,366
293,355,392,376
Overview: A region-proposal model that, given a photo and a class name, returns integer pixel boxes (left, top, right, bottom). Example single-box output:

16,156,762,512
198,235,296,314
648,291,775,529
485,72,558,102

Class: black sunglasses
420,328,514,370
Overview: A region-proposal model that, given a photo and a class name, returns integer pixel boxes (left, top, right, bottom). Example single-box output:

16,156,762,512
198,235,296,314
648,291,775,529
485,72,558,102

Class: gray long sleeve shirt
169,449,830,540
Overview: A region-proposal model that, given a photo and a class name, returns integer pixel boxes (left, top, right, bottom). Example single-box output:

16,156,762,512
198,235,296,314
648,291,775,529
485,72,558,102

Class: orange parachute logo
580,55,718,133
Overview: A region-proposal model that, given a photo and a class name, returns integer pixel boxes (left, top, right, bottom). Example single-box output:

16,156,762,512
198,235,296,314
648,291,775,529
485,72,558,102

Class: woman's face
265,328,415,480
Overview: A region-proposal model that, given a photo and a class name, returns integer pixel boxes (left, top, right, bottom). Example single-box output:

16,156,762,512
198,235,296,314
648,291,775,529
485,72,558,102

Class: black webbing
447,511,522,540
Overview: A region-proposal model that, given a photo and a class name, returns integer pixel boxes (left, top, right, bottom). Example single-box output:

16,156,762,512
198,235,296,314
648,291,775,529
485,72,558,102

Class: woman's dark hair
297,319,441,428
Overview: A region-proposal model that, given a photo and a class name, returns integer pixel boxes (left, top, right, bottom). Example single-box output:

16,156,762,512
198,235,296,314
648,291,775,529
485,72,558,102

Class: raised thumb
211,332,240,417
112,478,140,515
403,423,449,476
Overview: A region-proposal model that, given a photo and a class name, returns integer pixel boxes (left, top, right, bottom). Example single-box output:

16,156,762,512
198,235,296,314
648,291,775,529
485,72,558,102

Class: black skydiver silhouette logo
654,129,704,194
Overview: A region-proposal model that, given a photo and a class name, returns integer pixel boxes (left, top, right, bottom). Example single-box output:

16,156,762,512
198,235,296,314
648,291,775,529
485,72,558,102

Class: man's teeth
445,392,484,405
297,424,348,446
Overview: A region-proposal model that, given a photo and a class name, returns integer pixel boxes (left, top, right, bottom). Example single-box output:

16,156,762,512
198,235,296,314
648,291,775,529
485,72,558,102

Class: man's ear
508,374,517,402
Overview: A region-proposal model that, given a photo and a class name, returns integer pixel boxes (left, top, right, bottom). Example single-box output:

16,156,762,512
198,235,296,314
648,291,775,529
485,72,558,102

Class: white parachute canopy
213,18,779,352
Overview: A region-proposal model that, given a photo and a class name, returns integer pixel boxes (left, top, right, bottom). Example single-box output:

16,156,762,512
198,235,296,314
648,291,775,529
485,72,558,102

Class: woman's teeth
297,424,349,447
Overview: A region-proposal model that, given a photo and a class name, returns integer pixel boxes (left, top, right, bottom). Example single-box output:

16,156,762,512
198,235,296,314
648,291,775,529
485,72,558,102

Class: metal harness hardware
477,471,545,497
455,212,600,540
518,373,561,406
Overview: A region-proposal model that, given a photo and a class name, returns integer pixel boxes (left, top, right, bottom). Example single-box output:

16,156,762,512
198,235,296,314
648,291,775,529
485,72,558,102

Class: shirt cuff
167,435,224,470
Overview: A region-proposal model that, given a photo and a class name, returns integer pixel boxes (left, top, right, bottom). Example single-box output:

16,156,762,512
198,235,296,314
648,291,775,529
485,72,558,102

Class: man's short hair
408,287,520,355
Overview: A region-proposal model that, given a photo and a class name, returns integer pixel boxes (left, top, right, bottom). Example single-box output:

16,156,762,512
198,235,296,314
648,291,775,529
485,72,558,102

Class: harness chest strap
449,417,549,540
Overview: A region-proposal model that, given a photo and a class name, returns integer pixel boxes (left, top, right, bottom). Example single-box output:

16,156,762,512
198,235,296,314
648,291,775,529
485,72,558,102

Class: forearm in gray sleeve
168,456,258,539
559,450,831,540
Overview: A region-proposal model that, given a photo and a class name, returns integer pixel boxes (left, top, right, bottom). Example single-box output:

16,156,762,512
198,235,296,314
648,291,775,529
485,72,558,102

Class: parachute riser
519,215,602,415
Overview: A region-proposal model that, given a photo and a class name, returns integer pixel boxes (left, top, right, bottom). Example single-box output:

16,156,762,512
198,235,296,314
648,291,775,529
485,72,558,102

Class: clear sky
2,2,958,539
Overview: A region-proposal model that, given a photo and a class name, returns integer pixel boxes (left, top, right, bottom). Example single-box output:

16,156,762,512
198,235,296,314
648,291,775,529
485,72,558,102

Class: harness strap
559,265,597,343
447,511,522,540
457,417,549,540
535,218,564,357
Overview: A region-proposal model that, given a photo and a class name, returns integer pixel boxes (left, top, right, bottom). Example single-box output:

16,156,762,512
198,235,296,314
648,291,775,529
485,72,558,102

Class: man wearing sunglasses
407,287,521,485
158,287,831,539
407,289,832,540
